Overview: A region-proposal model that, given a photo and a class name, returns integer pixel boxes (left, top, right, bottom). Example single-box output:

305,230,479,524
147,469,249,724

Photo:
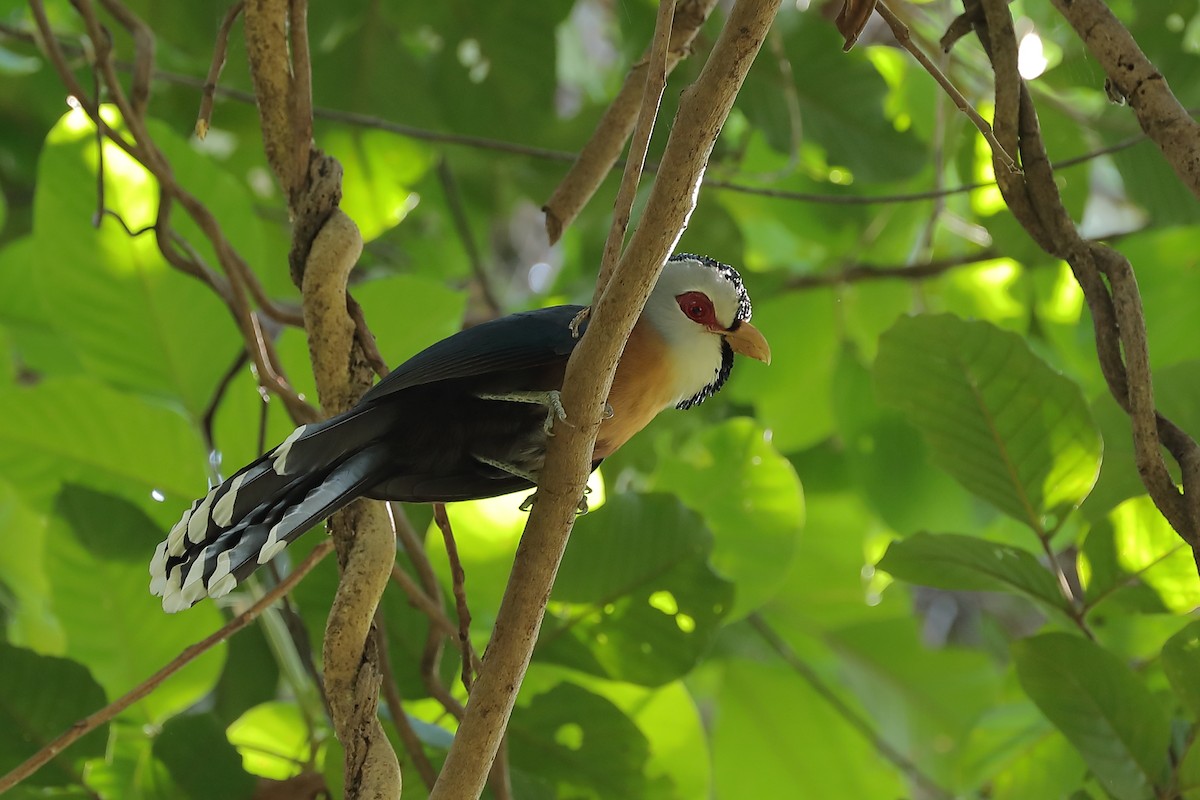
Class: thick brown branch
1049,0,1200,200
429,2,781,797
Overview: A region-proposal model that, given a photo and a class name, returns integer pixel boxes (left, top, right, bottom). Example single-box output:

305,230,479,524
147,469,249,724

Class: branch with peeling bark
429,2,782,797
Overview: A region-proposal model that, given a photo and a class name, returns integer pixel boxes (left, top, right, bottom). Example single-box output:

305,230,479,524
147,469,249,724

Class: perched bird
150,254,770,612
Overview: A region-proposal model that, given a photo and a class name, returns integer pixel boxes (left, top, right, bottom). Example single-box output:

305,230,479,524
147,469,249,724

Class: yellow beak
724,321,771,365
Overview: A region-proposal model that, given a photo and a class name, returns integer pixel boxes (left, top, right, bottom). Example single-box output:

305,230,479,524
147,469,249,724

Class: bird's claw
569,307,591,339
518,488,590,515
601,402,614,420
543,390,571,435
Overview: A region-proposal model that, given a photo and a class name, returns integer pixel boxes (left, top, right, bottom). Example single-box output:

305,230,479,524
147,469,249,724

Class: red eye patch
676,291,718,328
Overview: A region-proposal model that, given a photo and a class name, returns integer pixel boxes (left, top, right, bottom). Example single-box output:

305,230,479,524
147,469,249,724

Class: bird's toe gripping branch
474,389,571,435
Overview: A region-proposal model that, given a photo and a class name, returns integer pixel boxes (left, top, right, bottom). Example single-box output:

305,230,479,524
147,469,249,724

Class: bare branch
430,3,782,796
1050,0,1200,200
594,0,675,299
195,0,244,139
544,0,720,243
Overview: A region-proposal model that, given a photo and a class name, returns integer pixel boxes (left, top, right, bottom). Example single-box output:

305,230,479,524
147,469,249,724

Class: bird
149,253,770,612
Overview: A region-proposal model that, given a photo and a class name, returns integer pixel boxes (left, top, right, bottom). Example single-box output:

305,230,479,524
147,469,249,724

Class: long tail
149,410,390,612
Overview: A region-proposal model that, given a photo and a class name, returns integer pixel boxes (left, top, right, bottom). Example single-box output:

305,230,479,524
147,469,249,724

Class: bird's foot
569,307,591,338
474,390,570,435
518,486,591,515
602,402,614,420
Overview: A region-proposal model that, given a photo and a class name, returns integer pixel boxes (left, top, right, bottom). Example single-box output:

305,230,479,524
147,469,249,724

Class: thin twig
0,542,334,794
195,0,244,139
373,615,439,790
437,158,500,316
594,0,674,300
432,503,476,694
876,0,1019,174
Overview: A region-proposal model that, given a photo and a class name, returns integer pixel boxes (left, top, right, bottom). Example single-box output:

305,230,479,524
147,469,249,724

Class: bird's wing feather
362,305,587,402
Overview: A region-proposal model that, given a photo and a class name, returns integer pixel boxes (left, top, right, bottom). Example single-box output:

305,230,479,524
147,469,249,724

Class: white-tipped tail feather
149,432,388,613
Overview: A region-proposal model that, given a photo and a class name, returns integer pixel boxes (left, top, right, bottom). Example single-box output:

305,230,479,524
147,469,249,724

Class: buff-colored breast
593,319,677,460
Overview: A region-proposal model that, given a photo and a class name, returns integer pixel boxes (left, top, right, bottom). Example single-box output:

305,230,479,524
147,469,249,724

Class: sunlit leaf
874,314,1102,530
33,109,243,417
227,702,311,780
652,418,803,617
539,494,733,686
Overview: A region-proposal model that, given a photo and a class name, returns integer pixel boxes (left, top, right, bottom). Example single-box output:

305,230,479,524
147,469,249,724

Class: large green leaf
651,418,804,617
0,377,208,507
0,478,61,651
874,314,1102,530
0,644,107,787
712,658,905,798
45,488,225,722
32,109,243,417
724,291,838,452
1161,620,1200,720
877,532,1069,612
508,681,658,799
538,493,733,686
1013,632,1171,800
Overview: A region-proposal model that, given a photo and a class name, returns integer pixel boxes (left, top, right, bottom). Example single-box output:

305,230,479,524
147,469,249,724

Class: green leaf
153,714,256,800
1110,495,1200,613
724,291,838,451
0,644,108,787
227,702,310,780
712,658,905,798
539,493,733,686
33,109,243,417
0,479,62,651
508,681,660,799
46,507,225,722
651,418,804,617
54,483,161,561
874,314,1102,530
82,719,176,800
877,532,1069,611
0,377,208,507
521,665,712,800
1013,632,1171,800
1161,620,1200,720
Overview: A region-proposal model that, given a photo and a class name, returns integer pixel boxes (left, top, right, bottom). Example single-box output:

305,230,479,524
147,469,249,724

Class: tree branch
1049,0,1200,200
429,2,782,796
544,0,720,244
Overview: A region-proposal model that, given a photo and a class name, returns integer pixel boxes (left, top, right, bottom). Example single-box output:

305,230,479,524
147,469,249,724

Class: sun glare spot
1018,31,1048,80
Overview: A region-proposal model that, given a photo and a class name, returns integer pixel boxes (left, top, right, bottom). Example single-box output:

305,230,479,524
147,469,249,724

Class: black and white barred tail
149,414,386,613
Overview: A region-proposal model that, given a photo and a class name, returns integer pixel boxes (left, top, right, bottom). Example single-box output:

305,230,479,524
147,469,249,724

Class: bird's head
644,253,771,409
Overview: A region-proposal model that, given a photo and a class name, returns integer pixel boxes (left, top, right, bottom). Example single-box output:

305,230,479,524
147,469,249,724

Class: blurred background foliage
0,0,1198,797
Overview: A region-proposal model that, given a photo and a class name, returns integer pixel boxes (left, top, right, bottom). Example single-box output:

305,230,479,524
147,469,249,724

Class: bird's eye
675,291,716,326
